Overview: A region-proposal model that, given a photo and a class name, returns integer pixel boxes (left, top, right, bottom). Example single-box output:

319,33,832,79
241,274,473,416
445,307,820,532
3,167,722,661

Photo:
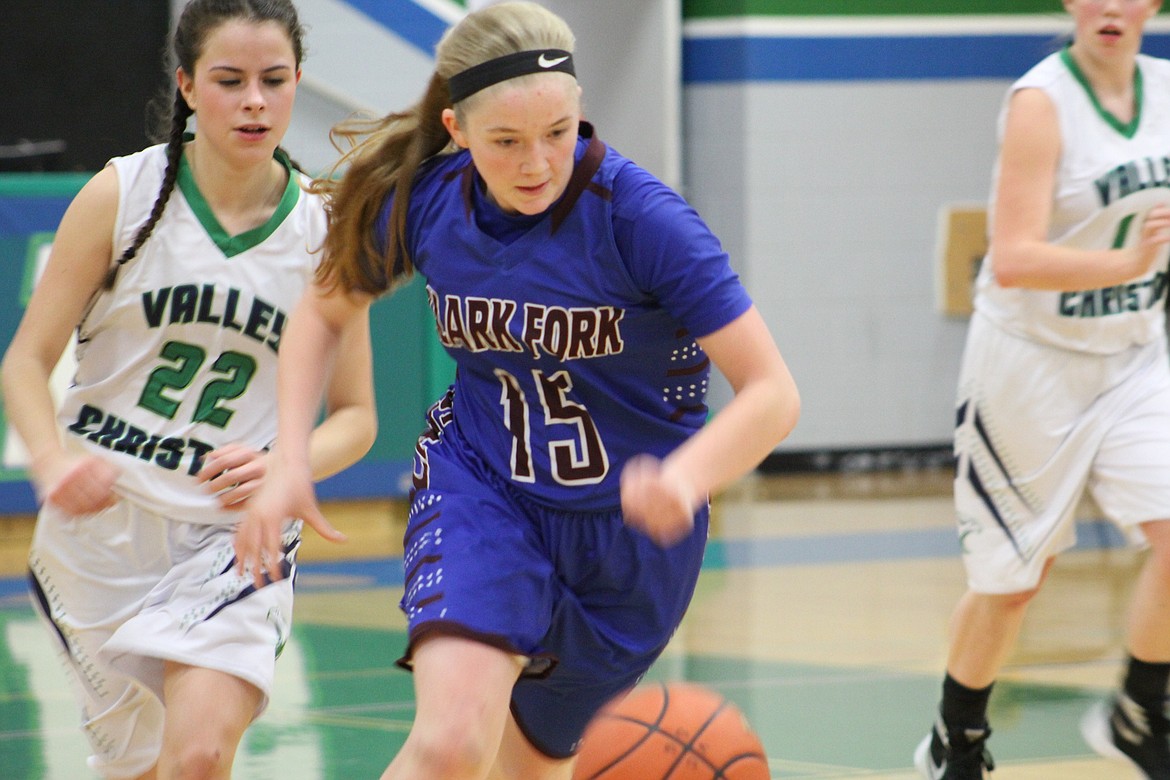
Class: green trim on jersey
683,0,1065,17
177,147,300,259
1060,45,1143,139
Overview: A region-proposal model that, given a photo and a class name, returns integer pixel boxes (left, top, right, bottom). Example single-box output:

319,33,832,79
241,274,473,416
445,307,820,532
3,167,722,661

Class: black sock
940,673,994,737
1123,655,1170,714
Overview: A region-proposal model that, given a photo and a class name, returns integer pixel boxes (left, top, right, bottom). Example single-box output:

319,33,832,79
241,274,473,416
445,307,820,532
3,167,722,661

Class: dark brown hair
103,0,307,289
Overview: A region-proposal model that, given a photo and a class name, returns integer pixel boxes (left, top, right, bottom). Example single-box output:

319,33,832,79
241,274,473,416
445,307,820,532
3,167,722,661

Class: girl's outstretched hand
620,454,700,547
234,457,346,589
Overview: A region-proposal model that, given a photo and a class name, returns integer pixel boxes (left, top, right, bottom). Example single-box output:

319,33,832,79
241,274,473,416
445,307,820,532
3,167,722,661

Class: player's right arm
235,281,374,585
990,87,1170,291
1,167,121,514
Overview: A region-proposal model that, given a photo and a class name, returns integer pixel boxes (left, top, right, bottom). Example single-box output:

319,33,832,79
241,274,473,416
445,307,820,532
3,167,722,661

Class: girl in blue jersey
2,1,375,778
240,2,799,777
915,1,1170,778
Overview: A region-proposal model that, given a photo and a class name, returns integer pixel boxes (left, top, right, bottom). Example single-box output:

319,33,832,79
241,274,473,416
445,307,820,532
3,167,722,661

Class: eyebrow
208,64,293,75
483,115,575,134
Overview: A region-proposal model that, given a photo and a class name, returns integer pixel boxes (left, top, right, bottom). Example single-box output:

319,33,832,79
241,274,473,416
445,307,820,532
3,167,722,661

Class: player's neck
183,142,288,233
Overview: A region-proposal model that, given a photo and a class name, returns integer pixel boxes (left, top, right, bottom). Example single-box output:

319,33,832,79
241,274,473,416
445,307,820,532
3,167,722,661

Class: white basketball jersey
975,50,1170,354
58,143,327,523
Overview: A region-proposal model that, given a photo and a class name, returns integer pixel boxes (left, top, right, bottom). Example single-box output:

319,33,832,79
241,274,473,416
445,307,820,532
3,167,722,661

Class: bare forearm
664,374,799,501
275,287,373,480
1,352,66,475
272,301,343,471
307,404,377,481
993,241,1155,291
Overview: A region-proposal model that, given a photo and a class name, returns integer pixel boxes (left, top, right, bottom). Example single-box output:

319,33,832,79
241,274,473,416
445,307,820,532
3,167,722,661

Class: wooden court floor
0,469,1150,778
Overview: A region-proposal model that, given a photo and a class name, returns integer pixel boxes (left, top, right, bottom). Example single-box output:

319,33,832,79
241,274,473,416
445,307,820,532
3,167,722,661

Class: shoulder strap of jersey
551,122,607,233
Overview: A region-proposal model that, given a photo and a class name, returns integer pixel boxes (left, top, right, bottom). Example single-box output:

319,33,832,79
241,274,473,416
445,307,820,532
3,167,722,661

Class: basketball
572,682,771,779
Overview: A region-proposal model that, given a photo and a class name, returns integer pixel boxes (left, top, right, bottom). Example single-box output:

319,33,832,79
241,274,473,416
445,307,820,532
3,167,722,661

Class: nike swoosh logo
538,53,569,68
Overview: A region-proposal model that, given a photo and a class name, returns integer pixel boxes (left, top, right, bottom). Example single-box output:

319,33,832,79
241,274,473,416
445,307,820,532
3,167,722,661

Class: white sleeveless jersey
58,143,327,524
975,50,1170,354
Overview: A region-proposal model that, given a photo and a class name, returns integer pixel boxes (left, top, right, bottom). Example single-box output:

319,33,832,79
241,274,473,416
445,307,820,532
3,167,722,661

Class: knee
988,557,1052,611
402,722,497,779
998,586,1041,610
961,586,1039,619
158,741,230,780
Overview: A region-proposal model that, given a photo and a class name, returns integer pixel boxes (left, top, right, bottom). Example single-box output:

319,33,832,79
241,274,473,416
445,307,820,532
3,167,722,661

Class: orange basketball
572,682,771,779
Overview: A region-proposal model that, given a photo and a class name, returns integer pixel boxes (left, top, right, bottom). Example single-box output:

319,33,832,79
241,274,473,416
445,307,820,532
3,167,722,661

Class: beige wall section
936,204,988,318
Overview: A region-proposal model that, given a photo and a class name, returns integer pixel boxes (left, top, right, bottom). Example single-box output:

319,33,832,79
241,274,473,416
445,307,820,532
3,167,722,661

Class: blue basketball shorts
398,427,709,758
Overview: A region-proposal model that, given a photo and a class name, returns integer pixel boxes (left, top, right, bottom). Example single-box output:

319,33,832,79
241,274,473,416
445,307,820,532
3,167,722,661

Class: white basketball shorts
27,499,298,777
954,314,1170,593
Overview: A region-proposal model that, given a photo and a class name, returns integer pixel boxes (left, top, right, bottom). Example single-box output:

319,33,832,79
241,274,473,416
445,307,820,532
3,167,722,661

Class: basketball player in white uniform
1,2,374,777
915,2,1170,778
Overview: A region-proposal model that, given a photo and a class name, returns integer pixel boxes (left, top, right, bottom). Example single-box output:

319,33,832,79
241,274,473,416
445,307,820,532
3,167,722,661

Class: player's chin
510,184,559,214
512,200,553,216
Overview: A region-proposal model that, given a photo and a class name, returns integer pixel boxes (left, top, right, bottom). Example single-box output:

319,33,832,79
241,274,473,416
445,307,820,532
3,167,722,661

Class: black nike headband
447,49,575,104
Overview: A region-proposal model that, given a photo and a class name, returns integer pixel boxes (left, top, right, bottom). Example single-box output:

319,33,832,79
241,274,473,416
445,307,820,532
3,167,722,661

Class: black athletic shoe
1081,695,1170,780
914,715,995,779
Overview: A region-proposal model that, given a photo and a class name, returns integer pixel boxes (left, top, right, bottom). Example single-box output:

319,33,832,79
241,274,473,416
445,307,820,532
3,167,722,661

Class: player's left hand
198,443,268,509
620,454,699,547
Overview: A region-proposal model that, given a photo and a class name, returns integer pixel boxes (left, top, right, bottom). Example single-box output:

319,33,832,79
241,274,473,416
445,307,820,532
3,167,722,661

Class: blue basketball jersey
397,125,751,510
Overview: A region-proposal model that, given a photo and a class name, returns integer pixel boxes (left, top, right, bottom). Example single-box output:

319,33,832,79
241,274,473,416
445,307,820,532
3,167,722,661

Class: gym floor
0,469,1145,778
